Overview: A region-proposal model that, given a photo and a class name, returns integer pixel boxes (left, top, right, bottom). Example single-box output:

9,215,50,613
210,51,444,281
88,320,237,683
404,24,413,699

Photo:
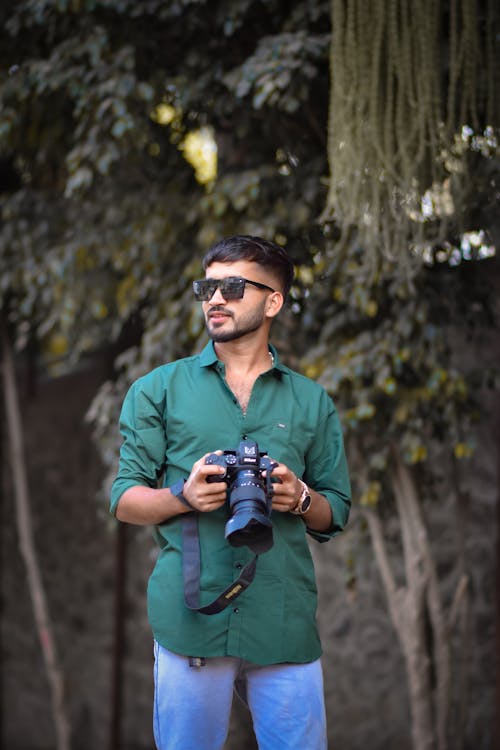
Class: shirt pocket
258,420,315,478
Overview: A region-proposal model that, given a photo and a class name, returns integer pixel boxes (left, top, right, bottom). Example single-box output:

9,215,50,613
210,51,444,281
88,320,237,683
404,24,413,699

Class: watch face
301,495,312,513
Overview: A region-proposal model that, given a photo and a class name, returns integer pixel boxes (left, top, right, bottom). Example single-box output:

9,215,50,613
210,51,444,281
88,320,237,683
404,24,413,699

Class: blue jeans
153,642,327,750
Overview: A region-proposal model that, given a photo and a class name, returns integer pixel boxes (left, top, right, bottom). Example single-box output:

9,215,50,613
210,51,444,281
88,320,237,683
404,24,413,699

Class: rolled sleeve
110,378,167,515
304,399,351,542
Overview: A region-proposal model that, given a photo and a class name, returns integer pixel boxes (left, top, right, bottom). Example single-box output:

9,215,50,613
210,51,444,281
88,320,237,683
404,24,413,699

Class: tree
309,2,499,748
0,1,498,748
301,228,498,750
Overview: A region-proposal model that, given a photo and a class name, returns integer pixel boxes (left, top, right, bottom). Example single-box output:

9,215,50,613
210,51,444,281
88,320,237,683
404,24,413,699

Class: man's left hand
267,461,302,513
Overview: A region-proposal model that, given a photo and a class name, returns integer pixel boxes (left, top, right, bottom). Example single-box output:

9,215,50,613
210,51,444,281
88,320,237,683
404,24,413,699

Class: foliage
0,0,332,483
301,237,498,506
0,0,328,354
0,0,498,500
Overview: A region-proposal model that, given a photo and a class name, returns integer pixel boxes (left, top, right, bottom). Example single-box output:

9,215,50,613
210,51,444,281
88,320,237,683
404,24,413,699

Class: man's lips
208,307,233,322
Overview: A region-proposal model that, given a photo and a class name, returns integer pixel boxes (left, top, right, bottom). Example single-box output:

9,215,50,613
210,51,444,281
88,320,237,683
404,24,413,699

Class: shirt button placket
226,554,245,652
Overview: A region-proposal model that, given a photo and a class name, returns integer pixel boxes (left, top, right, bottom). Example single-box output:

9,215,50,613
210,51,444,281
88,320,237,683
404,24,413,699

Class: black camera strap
181,514,258,615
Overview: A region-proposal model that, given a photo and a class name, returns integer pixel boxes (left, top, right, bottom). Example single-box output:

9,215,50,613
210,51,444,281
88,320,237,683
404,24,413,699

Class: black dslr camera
205,439,277,554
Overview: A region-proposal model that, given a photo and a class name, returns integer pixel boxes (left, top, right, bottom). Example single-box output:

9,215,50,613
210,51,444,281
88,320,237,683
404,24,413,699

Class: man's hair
202,235,295,299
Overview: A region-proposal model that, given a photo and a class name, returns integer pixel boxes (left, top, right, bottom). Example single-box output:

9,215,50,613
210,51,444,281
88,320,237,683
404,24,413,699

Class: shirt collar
199,341,288,374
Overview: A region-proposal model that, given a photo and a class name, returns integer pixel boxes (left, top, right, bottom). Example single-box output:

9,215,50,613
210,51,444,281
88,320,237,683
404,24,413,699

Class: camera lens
224,470,273,554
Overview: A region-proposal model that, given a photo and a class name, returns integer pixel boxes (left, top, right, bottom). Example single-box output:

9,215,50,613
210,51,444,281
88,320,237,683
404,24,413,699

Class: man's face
202,260,278,343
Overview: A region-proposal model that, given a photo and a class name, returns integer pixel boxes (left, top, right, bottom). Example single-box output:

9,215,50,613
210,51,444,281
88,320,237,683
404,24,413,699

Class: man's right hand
182,451,228,513
115,451,228,525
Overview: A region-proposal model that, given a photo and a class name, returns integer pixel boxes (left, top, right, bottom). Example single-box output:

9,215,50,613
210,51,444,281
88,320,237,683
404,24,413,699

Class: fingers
183,452,228,512
183,453,302,515
268,460,301,513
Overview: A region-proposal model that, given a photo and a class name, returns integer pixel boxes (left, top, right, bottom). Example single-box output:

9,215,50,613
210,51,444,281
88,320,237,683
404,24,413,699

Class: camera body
206,439,277,554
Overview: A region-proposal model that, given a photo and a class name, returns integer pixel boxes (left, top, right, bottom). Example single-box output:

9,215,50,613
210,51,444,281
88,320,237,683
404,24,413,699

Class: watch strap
290,480,311,515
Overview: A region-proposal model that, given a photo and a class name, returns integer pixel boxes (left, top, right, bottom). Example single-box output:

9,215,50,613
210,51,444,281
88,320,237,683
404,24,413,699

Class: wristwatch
290,480,312,515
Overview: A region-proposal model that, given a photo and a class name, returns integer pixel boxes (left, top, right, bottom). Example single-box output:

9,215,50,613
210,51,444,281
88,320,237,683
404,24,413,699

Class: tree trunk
364,506,436,750
362,444,462,750
1,322,71,750
399,591,436,750
392,449,451,750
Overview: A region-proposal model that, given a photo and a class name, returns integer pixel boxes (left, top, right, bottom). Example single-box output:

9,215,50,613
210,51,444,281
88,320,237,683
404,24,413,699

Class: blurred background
0,1,499,749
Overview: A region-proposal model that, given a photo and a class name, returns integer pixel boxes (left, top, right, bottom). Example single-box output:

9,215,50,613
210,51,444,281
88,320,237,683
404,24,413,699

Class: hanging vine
323,0,499,266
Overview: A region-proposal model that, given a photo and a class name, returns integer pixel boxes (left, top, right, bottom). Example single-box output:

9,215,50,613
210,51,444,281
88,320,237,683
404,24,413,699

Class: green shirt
111,341,351,665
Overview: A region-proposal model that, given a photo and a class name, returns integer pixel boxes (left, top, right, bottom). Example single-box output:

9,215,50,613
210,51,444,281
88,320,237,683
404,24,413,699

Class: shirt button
235,562,242,569
233,608,239,614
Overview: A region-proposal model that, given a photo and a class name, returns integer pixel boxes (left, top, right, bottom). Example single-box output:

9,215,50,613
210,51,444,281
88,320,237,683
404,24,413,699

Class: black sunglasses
192,276,275,301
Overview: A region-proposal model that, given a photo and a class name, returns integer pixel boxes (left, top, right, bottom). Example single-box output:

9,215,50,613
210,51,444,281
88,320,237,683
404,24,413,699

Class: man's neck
213,338,272,374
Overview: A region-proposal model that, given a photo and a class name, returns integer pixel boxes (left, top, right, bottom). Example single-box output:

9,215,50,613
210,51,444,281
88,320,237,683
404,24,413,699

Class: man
111,235,351,750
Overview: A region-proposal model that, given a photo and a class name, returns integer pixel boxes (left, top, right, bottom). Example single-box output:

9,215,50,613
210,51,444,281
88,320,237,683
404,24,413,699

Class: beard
205,302,267,343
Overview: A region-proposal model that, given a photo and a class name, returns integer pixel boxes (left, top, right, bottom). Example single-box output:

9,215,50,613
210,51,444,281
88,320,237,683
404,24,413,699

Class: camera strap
181,514,258,615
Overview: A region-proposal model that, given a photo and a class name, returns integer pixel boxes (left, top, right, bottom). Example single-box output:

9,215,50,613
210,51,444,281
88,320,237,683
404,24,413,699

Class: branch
448,574,469,630
361,507,403,629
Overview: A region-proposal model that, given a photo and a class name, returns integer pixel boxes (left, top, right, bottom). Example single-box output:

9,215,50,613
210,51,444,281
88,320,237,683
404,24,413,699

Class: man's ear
265,290,284,319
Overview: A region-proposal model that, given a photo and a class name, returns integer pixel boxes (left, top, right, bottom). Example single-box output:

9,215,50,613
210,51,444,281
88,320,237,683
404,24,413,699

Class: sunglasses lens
193,278,246,301
218,278,245,299
193,280,215,300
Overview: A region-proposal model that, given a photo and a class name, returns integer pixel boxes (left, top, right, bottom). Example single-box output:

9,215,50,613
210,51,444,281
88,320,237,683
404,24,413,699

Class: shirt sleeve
110,375,167,516
304,392,351,543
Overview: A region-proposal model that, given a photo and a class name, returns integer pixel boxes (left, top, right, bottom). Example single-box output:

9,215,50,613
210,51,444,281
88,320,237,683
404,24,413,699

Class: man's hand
267,460,302,513
182,451,228,513
267,459,333,532
115,451,228,525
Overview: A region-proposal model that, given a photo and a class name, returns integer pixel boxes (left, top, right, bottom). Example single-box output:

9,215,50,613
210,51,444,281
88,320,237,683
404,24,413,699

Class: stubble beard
206,303,266,343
